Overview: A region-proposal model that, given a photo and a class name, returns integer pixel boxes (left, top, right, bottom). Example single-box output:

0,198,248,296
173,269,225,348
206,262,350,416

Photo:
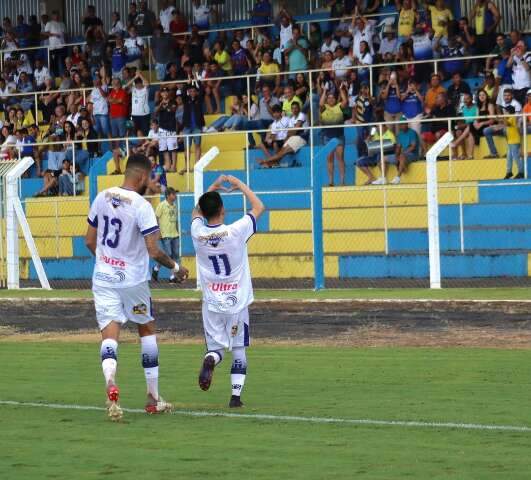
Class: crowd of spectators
0,0,529,191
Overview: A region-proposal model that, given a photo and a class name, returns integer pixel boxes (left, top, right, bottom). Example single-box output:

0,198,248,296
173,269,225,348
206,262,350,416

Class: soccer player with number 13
85,154,189,421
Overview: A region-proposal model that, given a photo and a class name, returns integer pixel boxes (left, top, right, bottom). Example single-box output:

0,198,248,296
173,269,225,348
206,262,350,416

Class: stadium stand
2,0,531,283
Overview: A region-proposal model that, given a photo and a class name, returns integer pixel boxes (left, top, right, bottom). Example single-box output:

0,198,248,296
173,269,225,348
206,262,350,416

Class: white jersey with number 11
191,213,256,314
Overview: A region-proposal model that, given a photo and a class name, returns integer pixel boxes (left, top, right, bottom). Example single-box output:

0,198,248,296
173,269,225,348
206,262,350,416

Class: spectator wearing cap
151,25,177,81
108,77,129,174
502,105,523,179
508,40,531,106
378,25,399,63
424,73,447,114
331,46,353,83
182,84,205,172
483,88,521,159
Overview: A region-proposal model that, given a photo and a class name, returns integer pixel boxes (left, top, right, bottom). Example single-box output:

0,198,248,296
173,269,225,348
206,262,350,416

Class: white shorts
158,128,178,152
202,303,250,351
92,281,154,331
285,135,306,153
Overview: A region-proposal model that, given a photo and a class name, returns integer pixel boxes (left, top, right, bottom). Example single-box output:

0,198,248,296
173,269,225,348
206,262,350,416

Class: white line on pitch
1,400,530,433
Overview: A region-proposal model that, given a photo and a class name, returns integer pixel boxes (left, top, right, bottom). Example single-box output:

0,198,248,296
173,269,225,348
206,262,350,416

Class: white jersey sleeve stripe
141,225,160,236
247,213,257,234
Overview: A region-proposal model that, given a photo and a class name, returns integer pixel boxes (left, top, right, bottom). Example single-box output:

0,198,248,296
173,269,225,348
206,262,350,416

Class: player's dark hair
165,187,176,197
125,154,151,176
199,191,223,221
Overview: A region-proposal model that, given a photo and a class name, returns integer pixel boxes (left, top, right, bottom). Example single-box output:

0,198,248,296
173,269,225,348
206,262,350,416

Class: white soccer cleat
107,400,124,421
371,177,387,185
145,395,173,414
106,384,123,421
390,176,401,185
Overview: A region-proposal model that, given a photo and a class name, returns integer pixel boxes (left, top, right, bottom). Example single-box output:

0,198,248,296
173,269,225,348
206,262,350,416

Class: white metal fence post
426,132,454,289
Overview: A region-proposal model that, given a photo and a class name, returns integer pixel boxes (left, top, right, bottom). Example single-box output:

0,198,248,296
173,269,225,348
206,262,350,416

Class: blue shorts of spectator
93,114,110,138
161,237,180,261
183,127,202,146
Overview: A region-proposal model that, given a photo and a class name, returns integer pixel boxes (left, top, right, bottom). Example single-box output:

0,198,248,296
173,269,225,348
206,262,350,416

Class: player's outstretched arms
144,231,189,282
192,175,230,220
225,175,266,220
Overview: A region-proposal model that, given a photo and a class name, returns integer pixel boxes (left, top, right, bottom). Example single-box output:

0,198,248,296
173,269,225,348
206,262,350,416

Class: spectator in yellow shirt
213,41,232,73
503,105,524,179
396,0,418,40
152,187,181,283
429,0,453,39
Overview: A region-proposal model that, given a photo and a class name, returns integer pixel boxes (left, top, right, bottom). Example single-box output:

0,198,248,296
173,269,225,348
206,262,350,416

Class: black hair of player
125,154,151,176
199,191,223,221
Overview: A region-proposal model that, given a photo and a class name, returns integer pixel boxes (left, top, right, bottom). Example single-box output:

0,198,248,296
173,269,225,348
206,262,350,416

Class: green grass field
2,343,531,479
3,287,531,300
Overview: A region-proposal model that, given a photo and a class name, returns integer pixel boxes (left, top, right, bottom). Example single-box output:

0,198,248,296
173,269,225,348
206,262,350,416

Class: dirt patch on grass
1,299,531,348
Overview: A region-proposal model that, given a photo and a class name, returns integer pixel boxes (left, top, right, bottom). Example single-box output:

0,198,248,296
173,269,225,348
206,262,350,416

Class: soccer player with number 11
192,175,265,408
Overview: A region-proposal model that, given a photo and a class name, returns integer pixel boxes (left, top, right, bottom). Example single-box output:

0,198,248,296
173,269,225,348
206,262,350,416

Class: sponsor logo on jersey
100,255,126,269
95,271,126,283
132,303,148,315
209,282,238,292
198,230,228,247
231,324,238,336
105,190,133,206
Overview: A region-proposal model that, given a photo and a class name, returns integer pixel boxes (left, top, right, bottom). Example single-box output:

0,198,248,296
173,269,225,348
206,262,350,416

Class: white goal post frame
5,157,51,290
426,132,454,289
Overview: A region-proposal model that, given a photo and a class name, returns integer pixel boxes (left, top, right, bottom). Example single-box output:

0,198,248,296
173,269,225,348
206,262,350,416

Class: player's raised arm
192,175,229,220
225,175,266,220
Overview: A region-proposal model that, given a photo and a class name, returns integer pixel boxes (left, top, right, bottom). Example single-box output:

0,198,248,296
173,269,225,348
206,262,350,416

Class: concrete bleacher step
24,197,90,217
323,184,478,208
338,251,531,279
202,131,247,150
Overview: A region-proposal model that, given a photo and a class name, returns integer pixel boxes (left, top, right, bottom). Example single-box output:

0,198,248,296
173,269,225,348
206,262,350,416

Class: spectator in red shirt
170,9,188,35
108,77,129,174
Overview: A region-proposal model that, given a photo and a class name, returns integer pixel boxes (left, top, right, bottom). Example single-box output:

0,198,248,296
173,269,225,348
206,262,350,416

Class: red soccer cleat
107,384,120,403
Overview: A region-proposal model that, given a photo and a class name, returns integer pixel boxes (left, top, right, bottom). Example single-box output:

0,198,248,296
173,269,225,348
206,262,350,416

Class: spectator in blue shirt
386,120,419,184
111,35,128,78
250,0,272,26
14,15,30,48
400,78,424,146
230,39,252,96
284,26,309,73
